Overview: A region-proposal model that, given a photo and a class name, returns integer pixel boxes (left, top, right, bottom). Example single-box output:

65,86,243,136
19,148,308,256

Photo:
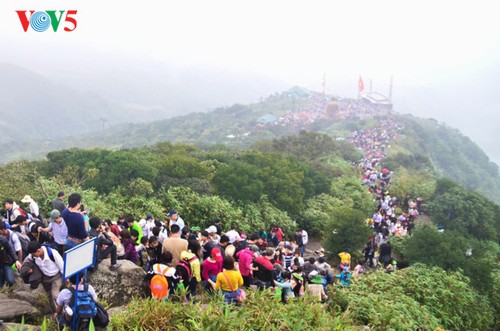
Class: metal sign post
62,238,97,331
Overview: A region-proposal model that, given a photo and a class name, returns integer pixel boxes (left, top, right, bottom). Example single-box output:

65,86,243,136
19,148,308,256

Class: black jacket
0,235,17,265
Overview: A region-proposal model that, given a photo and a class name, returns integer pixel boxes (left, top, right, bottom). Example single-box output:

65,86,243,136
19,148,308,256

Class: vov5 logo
16,10,77,32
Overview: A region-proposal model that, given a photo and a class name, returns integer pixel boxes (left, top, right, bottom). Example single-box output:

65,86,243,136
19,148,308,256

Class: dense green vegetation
106,264,495,330
110,291,351,330
385,114,500,203
331,264,495,330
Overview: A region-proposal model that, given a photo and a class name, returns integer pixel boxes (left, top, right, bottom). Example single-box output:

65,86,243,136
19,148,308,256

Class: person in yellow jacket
179,250,201,301
215,255,243,304
338,247,351,269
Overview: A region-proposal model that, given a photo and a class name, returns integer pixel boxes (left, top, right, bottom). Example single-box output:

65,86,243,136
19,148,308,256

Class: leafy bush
429,179,499,241
323,207,372,261
111,290,353,330
388,168,437,203
159,186,243,230
330,264,494,331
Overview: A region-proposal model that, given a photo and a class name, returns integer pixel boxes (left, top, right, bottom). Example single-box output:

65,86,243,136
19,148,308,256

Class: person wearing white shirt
27,241,64,309
168,210,184,231
225,226,241,244
301,229,309,257
21,195,41,220
145,215,156,239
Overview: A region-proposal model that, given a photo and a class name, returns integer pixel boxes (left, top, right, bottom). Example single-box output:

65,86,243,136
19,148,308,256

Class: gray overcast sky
2,0,500,161
3,0,499,85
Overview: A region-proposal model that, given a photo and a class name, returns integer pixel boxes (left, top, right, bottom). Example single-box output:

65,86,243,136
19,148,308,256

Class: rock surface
0,257,149,323
0,322,41,331
0,297,38,320
88,258,149,307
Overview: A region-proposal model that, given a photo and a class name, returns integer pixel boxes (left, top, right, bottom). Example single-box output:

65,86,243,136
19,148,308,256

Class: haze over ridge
0,0,498,164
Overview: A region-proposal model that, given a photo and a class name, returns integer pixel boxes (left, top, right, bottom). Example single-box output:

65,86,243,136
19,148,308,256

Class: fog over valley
0,0,499,165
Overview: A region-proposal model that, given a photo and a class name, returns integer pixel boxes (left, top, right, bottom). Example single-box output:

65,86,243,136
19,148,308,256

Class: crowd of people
0,118,425,329
0,191,341,313
257,93,328,129
351,119,422,272
336,97,383,120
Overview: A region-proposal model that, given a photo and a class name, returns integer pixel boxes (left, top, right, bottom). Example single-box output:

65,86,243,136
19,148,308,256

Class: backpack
17,207,28,218
41,244,56,262
16,232,31,253
150,264,170,300
177,256,197,281
69,283,97,324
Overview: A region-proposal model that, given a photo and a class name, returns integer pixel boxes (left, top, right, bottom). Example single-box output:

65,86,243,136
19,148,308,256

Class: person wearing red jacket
253,248,275,290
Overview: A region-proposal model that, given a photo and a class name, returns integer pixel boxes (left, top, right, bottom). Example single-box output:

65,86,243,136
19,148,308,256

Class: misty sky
1,0,499,163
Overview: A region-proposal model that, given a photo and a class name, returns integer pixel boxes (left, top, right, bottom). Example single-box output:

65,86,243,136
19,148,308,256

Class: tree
213,151,328,216
301,194,343,237
389,168,436,202
323,207,372,261
429,180,499,241
330,177,375,216
396,223,499,296
330,264,495,331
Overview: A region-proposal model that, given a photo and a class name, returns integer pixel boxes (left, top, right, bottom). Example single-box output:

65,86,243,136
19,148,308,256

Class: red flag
358,76,365,93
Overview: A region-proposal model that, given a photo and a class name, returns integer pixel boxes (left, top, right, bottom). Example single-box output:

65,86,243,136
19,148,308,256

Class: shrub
329,264,494,331
111,290,353,330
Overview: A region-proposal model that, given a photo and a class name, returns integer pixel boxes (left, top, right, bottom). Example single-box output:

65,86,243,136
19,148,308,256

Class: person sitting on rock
89,216,121,271
119,229,139,264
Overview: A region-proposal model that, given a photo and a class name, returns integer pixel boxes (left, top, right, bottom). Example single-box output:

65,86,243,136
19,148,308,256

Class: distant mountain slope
1,86,498,203
0,63,158,143
389,114,500,202
0,60,287,159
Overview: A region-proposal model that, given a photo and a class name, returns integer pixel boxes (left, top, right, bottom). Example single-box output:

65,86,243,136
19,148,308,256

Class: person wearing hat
21,195,42,221
190,226,201,241
205,225,220,245
168,210,184,231
201,247,223,292
306,270,328,301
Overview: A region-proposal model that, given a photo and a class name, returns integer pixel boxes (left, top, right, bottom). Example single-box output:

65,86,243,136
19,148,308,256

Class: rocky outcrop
87,258,149,307
0,322,41,331
0,295,38,320
0,258,149,323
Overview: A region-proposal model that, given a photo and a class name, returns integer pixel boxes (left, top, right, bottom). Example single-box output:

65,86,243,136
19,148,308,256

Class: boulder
88,259,149,307
0,322,41,331
0,297,38,320
9,289,52,315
